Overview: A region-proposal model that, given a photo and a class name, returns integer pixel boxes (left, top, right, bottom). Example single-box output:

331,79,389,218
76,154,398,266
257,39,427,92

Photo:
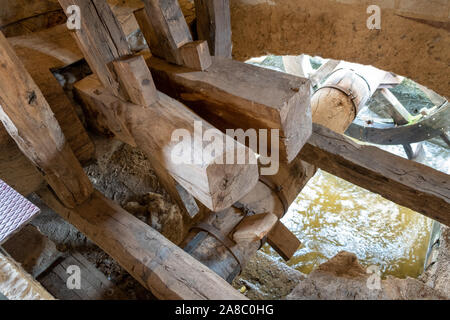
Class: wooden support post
58,0,131,99
139,0,193,65
147,56,312,163
75,75,259,212
0,31,93,208
37,187,247,300
195,0,232,58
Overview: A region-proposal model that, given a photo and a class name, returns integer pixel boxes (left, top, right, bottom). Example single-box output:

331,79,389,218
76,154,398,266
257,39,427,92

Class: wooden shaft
0,31,93,208
37,187,247,300
75,75,259,212
146,55,312,163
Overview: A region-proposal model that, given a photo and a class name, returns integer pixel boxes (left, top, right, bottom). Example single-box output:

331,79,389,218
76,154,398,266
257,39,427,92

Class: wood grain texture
195,0,232,58
58,0,131,98
0,31,93,208
300,124,450,227
38,187,247,300
113,55,158,107
267,221,301,261
180,40,212,71
140,0,192,64
147,55,312,163
75,75,259,212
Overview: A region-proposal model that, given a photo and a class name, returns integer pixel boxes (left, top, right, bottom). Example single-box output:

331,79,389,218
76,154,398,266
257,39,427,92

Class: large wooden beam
37,187,247,300
75,75,259,212
0,31,93,208
147,55,312,163
300,124,450,227
195,0,232,58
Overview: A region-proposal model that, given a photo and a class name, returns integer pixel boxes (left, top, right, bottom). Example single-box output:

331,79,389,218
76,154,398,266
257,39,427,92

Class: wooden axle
75,75,259,212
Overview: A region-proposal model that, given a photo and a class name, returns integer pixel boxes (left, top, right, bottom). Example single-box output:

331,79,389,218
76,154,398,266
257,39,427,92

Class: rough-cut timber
195,0,232,58
140,0,193,64
113,55,158,107
300,124,450,227
0,25,94,196
0,32,93,209
267,221,302,261
38,187,247,300
180,40,212,71
58,0,131,99
147,55,312,163
75,75,259,212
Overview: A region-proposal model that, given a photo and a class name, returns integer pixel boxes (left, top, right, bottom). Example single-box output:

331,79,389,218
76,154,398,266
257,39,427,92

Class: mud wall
228,0,450,98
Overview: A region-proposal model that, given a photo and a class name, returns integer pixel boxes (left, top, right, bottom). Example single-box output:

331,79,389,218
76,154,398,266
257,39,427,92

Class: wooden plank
180,40,212,71
139,0,192,64
0,31,93,209
0,0,61,28
113,54,158,107
195,0,232,58
232,213,278,243
147,55,312,163
75,75,259,212
37,187,247,300
267,221,301,261
300,124,450,227
58,0,131,99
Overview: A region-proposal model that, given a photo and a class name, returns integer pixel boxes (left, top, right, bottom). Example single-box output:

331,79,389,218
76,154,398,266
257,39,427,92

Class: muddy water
262,141,449,279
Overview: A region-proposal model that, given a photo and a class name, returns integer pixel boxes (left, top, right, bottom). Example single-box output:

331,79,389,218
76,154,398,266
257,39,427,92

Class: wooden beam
75,75,259,212
300,124,450,227
139,0,193,64
0,31,93,208
113,54,158,107
147,55,312,163
179,40,212,71
195,0,232,58
37,187,247,300
58,0,131,99
232,212,278,243
267,221,302,261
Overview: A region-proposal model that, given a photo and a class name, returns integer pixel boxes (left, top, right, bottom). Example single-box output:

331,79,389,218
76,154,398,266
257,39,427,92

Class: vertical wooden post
0,32,93,208
195,0,232,58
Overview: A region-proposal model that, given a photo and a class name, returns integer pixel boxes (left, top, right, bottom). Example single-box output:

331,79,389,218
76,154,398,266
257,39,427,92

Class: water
249,55,449,279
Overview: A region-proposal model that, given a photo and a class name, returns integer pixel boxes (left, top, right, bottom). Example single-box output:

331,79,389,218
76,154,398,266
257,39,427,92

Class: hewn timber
147,55,312,163
300,124,450,227
58,0,131,99
0,31,93,208
232,212,278,243
75,75,259,212
182,60,388,281
37,187,247,300
195,0,232,58
139,0,193,64
0,25,94,196
267,221,302,261
179,40,212,71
